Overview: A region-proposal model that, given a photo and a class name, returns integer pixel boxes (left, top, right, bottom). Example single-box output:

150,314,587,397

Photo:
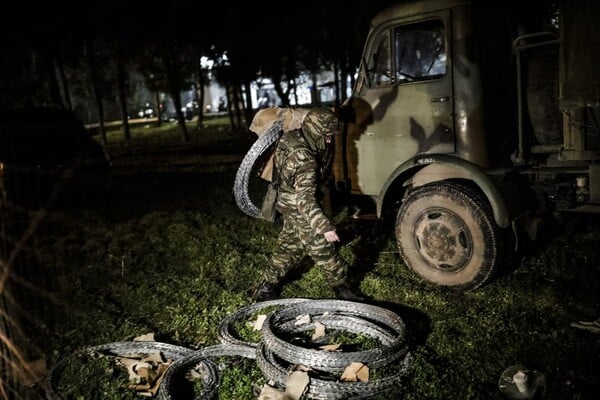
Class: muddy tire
395,182,499,291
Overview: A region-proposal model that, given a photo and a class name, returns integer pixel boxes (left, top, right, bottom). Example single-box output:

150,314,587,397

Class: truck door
346,12,454,196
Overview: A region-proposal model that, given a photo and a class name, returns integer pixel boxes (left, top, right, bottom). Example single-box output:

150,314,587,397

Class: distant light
200,56,214,69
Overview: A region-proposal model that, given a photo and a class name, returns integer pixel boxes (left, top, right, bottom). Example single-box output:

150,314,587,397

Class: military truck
333,0,600,290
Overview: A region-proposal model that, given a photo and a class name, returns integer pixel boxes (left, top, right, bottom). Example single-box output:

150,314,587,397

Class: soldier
253,107,366,302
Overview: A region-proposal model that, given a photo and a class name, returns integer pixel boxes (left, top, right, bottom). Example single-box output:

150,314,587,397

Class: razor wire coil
47,299,412,400
233,120,283,218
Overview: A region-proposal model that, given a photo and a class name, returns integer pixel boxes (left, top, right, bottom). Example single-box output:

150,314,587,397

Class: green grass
54,352,138,400
4,118,599,399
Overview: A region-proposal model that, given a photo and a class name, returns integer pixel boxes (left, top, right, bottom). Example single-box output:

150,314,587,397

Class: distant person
253,107,367,302
218,97,226,112
258,94,270,109
184,106,193,121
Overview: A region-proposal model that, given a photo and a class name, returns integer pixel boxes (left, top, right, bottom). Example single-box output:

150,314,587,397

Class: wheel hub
414,209,472,272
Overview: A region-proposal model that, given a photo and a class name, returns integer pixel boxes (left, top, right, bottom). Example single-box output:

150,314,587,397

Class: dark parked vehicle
0,107,112,209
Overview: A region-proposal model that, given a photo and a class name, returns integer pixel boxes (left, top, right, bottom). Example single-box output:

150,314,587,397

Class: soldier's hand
324,230,340,243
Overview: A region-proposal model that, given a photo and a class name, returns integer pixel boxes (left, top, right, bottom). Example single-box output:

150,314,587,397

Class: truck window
369,30,392,87
394,19,446,82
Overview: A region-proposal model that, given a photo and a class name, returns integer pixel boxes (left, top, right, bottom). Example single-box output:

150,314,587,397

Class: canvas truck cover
559,0,600,109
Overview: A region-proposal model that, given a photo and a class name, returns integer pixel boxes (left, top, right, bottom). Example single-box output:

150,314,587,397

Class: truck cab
334,0,600,290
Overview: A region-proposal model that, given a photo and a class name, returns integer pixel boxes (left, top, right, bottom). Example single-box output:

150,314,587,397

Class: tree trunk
55,59,72,110
291,78,299,106
163,58,190,142
311,71,319,106
171,89,189,142
242,80,252,123
333,61,341,108
340,56,350,103
232,85,243,131
86,40,108,147
194,75,205,129
93,93,108,147
154,91,162,126
116,41,131,142
226,85,236,130
47,58,64,108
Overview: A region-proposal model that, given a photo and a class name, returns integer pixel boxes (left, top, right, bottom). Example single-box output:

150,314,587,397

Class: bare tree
116,37,132,142
84,39,109,147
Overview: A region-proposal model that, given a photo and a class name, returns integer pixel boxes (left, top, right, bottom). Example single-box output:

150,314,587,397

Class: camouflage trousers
262,212,347,287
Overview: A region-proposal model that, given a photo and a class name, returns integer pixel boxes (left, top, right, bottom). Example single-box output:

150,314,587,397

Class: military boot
253,281,281,302
333,283,367,302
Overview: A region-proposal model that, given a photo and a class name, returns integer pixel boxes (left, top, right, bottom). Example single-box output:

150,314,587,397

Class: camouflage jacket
274,129,335,235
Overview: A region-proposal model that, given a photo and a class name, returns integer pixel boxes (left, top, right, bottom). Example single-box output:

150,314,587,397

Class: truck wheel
395,182,499,290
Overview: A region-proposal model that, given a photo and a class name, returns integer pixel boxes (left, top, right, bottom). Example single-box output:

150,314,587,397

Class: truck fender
377,154,510,228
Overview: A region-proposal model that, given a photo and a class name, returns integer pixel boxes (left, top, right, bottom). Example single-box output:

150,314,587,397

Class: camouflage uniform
261,108,347,287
